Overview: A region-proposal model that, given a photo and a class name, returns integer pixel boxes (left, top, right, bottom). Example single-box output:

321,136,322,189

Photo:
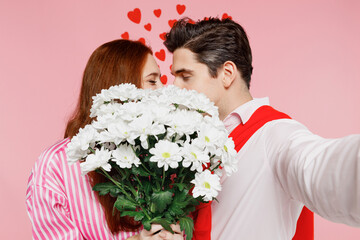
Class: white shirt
212,98,360,239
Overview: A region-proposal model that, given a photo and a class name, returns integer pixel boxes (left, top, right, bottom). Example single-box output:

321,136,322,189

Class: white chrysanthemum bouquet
66,84,238,239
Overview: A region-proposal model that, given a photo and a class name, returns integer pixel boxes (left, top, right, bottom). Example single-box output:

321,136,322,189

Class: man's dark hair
164,17,253,88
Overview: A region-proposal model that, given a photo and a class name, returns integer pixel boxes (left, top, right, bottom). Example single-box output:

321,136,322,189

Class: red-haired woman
26,39,181,240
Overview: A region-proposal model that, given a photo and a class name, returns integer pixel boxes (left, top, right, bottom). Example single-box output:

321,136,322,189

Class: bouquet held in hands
66,84,238,239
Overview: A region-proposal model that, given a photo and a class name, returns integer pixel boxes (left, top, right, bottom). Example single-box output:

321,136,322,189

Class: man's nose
172,78,183,88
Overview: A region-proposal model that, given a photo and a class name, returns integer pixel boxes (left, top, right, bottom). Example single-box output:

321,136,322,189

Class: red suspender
229,105,314,240
192,105,313,239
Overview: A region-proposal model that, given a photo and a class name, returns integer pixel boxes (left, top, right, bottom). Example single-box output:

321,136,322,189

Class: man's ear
222,61,237,88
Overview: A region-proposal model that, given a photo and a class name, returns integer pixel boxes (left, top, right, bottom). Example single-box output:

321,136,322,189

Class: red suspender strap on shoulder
229,105,314,240
192,105,313,239
228,105,291,151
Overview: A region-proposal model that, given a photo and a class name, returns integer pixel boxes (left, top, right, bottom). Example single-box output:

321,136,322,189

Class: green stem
161,168,165,189
113,165,137,196
100,168,133,200
142,208,152,220
171,133,177,142
88,147,95,154
210,162,221,172
134,174,143,188
141,164,153,176
178,167,184,178
180,174,186,184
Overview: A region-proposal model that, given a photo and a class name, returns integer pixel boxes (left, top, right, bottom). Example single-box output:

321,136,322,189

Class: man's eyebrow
172,68,194,75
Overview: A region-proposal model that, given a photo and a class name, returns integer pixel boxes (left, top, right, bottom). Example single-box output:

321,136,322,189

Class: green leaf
168,204,184,216
92,182,119,196
143,219,151,231
164,212,174,223
120,211,145,221
172,183,186,191
156,132,167,140
173,189,188,202
131,166,150,177
142,154,151,163
183,205,196,215
167,189,185,213
149,162,163,175
110,188,121,197
114,196,137,211
179,216,194,240
151,191,173,213
142,180,152,196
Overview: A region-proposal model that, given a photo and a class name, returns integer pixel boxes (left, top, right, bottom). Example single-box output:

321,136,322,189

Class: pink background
1,0,359,239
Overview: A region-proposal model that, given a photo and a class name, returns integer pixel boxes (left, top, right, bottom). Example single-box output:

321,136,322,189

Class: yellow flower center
224,145,228,152
124,131,128,135
205,136,210,142
204,182,211,189
162,152,171,158
191,152,197,159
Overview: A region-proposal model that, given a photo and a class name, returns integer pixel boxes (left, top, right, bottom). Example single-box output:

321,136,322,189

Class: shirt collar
223,97,270,132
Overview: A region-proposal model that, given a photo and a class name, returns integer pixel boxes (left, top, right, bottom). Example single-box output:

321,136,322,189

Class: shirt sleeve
26,172,84,240
266,119,360,227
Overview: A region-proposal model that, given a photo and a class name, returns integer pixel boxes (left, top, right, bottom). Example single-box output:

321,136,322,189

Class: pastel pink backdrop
1,0,359,239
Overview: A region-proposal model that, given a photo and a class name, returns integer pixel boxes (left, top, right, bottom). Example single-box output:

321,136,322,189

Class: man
164,17,360,239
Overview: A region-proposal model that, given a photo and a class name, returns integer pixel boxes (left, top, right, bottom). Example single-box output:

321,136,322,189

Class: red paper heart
222,13,232,20
121,32,129,39
168,19,177,28
176,4,186,15
170,64,172,71
160,75,168,84
153,9,161,18
159,32,167,40
128,8,141,24
138,38,145,45
144,23,152,31
155,49,166,61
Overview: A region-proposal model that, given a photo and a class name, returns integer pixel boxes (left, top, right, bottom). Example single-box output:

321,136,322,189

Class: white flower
182,139,210,172
146,100,174,125
100,120,137,145
80,148,112,175
66,137,88,165
66,125,98,165
216,137,238,176
197,122,224,154
149,140,182,171
92,113,120,130
106,83,144,101
92,103,123,118
119,102,147,122
191,169,221,201
160,85,219,117
112,144,141,168
76,125,98,151
166,109,202,137
203,115,226,131
129,113,166,149
90,84,144,118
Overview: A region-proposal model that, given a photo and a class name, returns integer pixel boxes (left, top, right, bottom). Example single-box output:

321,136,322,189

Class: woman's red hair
64,39,152,233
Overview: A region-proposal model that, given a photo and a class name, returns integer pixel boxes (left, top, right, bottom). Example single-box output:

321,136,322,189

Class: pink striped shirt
26,138,139,239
